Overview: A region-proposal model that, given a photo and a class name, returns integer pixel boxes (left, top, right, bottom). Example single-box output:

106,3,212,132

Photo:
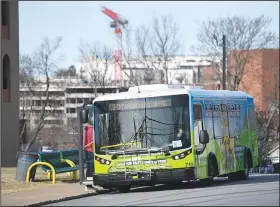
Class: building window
1,1,10,40
180,66,192,69
186,60,196,63
66,108,76,114
2,54,11,102
34,100,41,106
70,99,76,104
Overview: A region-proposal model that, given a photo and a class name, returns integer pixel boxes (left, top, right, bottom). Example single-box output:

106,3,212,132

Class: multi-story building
75,55,220,86
20,81,65,129
20,77,127,130
64,84,124,126
1,0,20,167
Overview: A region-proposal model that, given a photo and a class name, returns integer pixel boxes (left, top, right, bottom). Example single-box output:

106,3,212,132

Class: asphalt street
46,174,279,206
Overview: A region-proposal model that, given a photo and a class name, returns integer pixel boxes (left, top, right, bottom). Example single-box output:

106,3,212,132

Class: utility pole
222,35,226,90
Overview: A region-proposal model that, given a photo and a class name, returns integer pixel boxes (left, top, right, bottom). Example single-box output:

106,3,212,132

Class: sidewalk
1,183,108,206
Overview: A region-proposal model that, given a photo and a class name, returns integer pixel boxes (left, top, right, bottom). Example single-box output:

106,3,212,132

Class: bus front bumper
93,168,196,187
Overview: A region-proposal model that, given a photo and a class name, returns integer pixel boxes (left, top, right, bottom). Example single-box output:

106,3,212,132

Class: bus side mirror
199,130,209,144
79,109,88,124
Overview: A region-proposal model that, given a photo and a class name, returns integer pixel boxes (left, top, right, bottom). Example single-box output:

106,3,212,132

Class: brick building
232,49,279,112
202,49,279,112
201,64,221,90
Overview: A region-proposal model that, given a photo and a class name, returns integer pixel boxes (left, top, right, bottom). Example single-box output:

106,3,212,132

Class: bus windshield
93,95,190,154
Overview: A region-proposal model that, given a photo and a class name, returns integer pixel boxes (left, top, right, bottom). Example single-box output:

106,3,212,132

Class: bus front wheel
200,156,217,185
117,185,131,193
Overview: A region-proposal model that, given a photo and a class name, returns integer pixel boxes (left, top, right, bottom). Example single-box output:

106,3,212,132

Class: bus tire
166,181,182,188
228,172,238,181
229,153,250,181
239,154,250,180
200,155,217,185
117,185,131,193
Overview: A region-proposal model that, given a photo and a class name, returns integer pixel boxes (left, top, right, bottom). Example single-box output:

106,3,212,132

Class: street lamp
213,34,227,90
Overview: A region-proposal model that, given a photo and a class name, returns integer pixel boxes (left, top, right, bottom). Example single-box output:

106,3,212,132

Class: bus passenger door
193,103,207,167
219,102,231,174
248,104,258,167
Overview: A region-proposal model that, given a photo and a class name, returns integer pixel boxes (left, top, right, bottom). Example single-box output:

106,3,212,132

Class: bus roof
93,84,253,103
189,89,253,101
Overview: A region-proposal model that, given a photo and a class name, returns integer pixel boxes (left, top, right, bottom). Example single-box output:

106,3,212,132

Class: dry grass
1,167,80,195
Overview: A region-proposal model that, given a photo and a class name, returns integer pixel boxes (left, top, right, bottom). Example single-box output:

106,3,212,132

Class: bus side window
194,104,203,146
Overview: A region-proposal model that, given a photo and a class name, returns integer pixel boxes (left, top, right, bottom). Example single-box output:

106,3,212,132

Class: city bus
80,84,259,193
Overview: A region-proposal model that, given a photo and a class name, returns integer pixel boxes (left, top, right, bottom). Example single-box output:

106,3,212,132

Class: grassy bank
1,167,80,194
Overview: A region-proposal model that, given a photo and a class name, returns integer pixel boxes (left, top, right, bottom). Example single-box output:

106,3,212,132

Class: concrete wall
1,0,20,167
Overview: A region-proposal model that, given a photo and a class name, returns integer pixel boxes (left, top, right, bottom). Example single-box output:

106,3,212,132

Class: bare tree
55,65,76,77
194,15,278,90
19,37,63,152
115,14,182,86
116,26,142,87
39,119,79,151
65,118,80,145
256,56,279,161
143,69,155,84
135,14,182,84
79,40,113,96
257,108,279,162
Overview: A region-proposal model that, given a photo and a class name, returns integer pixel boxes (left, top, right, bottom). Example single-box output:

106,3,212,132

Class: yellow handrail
61,159,78,180
26,162,56,184
26,159,79,184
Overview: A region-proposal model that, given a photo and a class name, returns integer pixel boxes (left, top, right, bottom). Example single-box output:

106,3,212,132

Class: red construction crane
101,6,128,83
101,6,128,35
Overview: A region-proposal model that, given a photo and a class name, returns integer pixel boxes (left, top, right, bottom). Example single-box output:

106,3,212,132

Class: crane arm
101,6,118,21
101,6,128,35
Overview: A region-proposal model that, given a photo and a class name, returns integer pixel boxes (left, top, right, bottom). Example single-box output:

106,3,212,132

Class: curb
23,189,110,206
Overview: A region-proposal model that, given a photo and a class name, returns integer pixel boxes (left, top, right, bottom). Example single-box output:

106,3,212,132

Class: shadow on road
110,174,279,194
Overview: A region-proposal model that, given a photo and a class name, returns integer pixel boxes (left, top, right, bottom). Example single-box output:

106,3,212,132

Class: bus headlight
172,152,186,160
171,149,192,160
95,156,111,165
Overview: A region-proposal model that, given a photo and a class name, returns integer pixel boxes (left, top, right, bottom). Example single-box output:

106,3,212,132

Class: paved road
47,174,279,206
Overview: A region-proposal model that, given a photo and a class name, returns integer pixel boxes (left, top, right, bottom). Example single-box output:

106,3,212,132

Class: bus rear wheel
228,155,249,181
239,155,250,180
117,185,131,193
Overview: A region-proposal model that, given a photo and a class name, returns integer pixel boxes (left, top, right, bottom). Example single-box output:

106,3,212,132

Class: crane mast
101,6,128,84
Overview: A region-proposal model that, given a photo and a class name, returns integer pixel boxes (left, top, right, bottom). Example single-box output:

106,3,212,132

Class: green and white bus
81,84,259,193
